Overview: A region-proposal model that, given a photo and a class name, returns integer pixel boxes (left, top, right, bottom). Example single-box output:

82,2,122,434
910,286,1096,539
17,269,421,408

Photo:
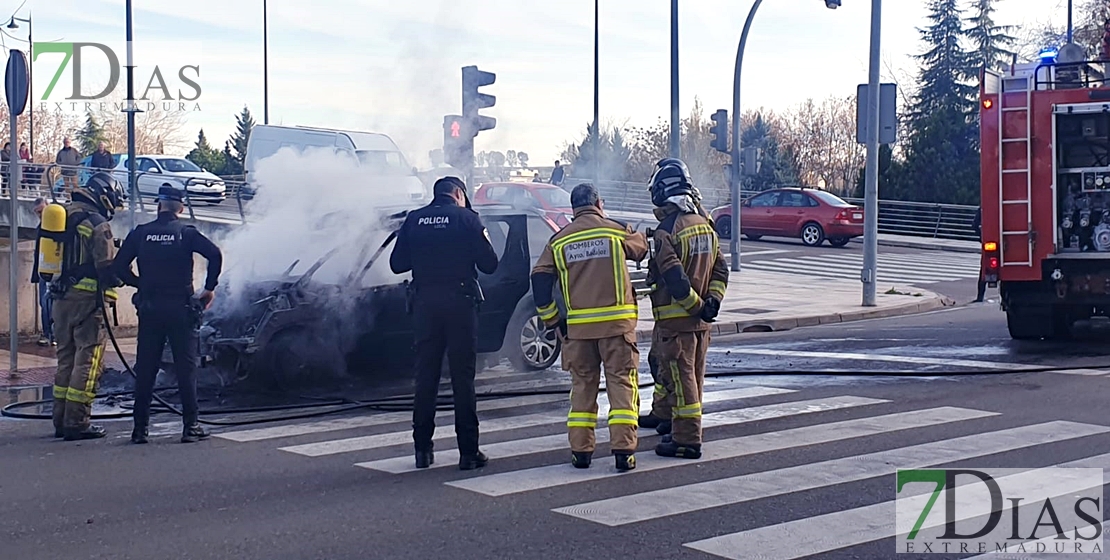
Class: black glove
700,297,721,323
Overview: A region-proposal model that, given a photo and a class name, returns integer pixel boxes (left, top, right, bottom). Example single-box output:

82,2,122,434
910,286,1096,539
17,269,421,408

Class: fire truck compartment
1055,105,1110,254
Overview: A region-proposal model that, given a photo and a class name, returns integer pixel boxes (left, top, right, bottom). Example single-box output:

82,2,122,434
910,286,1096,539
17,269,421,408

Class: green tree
226,106,255,175
76,111,107,155
186,129,229,175
741,113,799,192
518,152,530,168
911,0,977,120
965,0,1016,76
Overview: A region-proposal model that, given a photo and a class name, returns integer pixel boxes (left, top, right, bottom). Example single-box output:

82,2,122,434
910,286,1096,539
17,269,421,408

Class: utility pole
669,0,680,159
263,0,269,125
861,0,883,306
125,0,138,230
729,0,764,272
593,0,600,185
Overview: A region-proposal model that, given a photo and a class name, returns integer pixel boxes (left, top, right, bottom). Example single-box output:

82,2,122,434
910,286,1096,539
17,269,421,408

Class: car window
779,192,810,207
527,216,557,262
138,158,159,173
535,187,571,207
808,190,852,207
483,187,509,202
356,150,409,176
749,192,778,207
484,219,511,261
157,158,202,173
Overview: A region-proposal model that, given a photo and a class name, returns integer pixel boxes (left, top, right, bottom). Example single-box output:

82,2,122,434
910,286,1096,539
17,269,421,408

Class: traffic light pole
861,0,882,307
669,0,680,159
729,0,762,272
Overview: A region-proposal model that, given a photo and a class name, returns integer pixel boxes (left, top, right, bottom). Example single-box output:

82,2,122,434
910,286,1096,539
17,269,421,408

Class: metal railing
570,178,980,242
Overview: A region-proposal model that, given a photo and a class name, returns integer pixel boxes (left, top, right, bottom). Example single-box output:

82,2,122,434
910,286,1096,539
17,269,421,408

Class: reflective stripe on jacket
648,205,728,332
531,206,649,340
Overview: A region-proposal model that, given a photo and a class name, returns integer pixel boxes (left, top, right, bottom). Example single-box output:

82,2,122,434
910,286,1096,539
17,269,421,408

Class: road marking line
798,253,979,270
1054,368,1110,376
683,446,1110,560
354,386,796,473
726,349,1041,371
738,262,950,285
755,258,970,281
443,395,888,496
559,418,1092,527
217,393,568,442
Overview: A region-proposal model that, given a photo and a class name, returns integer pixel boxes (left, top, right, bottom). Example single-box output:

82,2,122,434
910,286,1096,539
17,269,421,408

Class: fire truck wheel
1006,308,1071,341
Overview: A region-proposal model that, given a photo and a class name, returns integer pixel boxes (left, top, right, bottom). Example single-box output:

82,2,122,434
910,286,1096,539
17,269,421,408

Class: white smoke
210,147,420,316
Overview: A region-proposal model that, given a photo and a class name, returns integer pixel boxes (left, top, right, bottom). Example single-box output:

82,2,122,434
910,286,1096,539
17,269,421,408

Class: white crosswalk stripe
213,375,1110,560
743,251,980,285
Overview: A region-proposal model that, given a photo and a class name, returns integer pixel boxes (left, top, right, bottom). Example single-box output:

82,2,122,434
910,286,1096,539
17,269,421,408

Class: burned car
198,206,566,386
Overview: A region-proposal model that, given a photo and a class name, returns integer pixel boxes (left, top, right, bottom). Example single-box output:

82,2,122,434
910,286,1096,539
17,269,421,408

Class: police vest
136,219,194,298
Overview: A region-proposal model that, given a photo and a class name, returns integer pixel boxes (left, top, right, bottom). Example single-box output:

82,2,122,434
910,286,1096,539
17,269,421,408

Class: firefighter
531,183,649,471
389,176,499,470
645,160,728,459
113,186,224,444
51,171,125,441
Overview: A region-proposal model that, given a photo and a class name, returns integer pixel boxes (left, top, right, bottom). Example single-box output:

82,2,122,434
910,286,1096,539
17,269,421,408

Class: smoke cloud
209,147,419,318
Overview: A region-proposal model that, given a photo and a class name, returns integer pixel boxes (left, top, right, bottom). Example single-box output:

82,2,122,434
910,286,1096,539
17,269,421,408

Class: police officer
113,186,223,444
389,176,498,470
644,160,728,459
531,183,649,471
51,172,124,441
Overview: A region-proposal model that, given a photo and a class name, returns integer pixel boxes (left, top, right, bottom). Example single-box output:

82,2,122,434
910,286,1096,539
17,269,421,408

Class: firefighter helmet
73,172,126,220
649,159,700,208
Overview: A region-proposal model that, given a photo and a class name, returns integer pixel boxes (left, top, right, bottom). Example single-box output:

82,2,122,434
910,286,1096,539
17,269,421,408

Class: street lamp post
593,0,599,185
860,0,882,306
669,0,680,158
729,0,843,272
7,16,32,162
124,0,138,230
263,0,269,125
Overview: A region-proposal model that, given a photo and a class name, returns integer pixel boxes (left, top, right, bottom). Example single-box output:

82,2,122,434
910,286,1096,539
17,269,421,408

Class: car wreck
196,207,566,388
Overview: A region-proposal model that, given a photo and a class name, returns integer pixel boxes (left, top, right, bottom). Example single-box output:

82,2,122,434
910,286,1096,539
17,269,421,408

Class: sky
0,0,1077,167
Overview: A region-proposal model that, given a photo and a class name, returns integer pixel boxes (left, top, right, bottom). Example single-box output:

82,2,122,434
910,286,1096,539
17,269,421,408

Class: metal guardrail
572,178,980,242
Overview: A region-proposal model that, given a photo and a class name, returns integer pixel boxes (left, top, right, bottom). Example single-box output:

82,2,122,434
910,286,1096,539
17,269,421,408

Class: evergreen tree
186,129,229,175
228,106,255,173
965,0,1017,75
911,0,977,119
223,140,242,176
740,114,798,192
76,112,107,155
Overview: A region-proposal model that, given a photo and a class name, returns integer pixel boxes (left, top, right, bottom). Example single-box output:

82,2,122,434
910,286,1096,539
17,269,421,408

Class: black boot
131,426,149,445
458,451,489,471
655,440,702,459
656,420,672,436
615,452,636,472
661,434,673,443
415,449,434,469
64,425,106,441
181,423,210,443
571,451,592,469
638,414,662,429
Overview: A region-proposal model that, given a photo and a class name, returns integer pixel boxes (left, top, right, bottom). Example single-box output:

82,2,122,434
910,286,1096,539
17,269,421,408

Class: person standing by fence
56,138,82,196
973,207,986,303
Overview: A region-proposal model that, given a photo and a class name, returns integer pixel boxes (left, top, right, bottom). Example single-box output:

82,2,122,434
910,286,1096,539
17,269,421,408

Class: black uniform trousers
132,298,200,429
412,288,480,456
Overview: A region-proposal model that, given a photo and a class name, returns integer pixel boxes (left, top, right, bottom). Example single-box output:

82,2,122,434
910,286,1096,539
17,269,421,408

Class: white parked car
113,155,227,204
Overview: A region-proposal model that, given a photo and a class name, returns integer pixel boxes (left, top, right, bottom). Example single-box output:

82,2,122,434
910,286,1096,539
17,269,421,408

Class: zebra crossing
213,377,1110,560
742,249,980,286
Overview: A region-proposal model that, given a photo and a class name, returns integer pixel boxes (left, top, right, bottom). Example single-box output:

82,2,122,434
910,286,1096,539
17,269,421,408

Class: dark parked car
198,206,563,387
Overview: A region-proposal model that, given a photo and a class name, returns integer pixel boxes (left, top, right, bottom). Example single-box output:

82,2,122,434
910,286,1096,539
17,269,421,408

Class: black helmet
649,159,699,208
73,172,126,220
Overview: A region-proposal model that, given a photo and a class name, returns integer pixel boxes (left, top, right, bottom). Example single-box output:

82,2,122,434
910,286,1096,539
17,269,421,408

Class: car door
773,191,811,236
743,191,780,234
136,157,163,196
476,214,531,353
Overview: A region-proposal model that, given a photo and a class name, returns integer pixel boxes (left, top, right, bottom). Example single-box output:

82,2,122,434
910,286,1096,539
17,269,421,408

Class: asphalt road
4,299,1110,560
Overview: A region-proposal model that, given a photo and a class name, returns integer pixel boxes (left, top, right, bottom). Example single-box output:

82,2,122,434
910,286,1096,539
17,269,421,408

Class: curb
850,237,980,254
634,293,957,343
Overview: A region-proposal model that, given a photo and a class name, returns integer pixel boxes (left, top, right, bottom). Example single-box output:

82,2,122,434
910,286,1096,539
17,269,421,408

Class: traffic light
710,109,729,154
462,65,496,133
443,114,473,170
741,147,762,176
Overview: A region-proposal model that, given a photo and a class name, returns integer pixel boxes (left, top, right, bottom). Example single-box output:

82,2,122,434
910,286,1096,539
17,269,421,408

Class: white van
244,125,427,202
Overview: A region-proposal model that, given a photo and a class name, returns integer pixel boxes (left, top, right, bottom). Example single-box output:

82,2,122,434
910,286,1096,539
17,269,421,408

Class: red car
472,182,573,229
710,187,864,247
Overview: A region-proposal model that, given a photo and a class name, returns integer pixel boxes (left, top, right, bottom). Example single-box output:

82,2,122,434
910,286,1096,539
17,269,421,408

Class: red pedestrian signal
451,121,461,138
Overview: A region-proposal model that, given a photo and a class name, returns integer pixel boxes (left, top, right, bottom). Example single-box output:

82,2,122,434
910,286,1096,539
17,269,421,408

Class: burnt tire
828,237,850,248
504,303,560,371
257,327,345,390
801,222,825,247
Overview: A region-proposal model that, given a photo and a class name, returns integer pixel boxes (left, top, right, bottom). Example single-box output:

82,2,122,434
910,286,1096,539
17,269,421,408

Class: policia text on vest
531,185,650,472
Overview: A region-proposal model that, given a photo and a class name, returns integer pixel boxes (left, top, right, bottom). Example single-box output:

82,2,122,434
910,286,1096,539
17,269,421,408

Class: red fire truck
980,46,1109,340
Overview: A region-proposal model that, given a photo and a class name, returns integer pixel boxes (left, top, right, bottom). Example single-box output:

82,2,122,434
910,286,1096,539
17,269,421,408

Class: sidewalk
632,268,954,343
1,339,137,388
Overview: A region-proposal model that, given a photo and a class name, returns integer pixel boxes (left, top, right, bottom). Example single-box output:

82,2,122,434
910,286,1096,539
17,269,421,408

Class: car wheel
744,234,762,241
801,222,825,247
715,217,731,239
828,237,850,247
504,304,560,371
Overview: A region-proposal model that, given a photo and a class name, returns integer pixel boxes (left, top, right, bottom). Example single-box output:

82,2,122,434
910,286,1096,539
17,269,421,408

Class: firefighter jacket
61,201,119,301
531,206,649,340
647,204,728,332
